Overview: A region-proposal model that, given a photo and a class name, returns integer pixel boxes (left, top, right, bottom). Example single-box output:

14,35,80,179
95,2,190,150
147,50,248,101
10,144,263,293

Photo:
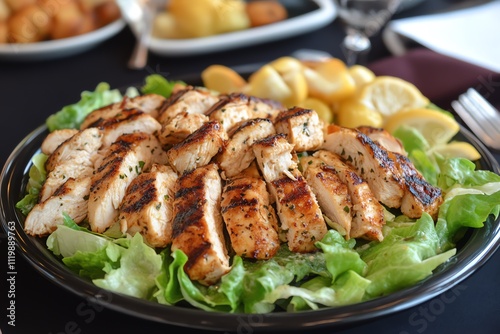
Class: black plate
1,119,500,331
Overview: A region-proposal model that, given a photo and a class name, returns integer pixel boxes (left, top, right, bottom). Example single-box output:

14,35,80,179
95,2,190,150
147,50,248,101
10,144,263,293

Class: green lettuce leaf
141,74,185,98
360,213,456,297
93,233,162,300
45,82,129,131
15,153,47,215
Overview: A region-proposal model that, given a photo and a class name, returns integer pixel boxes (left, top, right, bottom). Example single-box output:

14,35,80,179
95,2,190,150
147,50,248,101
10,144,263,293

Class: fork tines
451,88,500,151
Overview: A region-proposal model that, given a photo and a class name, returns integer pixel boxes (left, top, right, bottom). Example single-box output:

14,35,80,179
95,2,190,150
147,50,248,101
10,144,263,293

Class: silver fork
451,88,500,151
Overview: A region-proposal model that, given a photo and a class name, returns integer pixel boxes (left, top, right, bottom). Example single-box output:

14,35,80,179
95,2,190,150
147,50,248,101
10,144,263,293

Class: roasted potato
7,4,52,43
0,0,10,21
245,0,287,27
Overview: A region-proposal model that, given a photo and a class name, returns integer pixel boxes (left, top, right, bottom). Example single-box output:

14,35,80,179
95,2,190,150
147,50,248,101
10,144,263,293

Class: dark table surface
1,1,500,333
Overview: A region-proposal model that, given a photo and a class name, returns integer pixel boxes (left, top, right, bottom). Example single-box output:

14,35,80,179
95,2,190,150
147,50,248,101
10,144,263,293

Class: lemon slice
359,76,429,117
201,64,247,94
432,141,481,161
298,97,333,124
385,108,460,147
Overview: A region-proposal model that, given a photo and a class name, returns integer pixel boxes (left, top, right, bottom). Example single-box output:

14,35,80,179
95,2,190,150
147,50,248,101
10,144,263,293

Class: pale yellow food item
246,64,291,103
201,64,247,94
348,65,375,90
384,108,460,147
167,0,249,38
302,58,356,104
358,76,429,118
299,97,334,124
431,141,481,161
335,99,383,128
0,0,10,21
268,57,308,107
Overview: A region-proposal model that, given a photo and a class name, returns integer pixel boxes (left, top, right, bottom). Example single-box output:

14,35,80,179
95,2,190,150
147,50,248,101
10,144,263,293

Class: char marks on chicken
171,163,230,286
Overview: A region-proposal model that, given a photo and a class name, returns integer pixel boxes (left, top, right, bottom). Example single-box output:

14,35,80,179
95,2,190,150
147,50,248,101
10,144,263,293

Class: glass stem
341,30,371,66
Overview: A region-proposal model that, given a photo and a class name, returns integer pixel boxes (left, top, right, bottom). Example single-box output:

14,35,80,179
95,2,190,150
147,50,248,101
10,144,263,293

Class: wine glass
334,0,402,66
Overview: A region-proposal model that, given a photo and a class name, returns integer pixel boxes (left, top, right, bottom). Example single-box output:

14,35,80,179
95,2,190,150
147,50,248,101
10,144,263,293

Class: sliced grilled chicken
314,150,385,241
81,94,165,130
167,120,227,175
274,107,324,152
356,126,406,155
322,125,405,209
45,128,103,173
25,177,91,236
41,128,103,202
217,118,276,179
125,93,167,119
157,111,209,147
391,152,443,220
88,132,164,233
221,167,280,260
300,156,353,239
205,93,284,132
171,163,230,285
253,134,327,252
157,86,220,125
41,129,79,155
119,164,178,248
88,108,162,147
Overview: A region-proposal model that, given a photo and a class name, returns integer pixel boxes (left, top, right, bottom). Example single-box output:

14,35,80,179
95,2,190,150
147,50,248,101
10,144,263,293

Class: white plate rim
0,19,126,61
148,0,337,56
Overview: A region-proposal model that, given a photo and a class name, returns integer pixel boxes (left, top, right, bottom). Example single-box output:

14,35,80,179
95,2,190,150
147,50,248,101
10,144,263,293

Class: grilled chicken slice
88,132,165,233
158,111,209,147
274,107,324,152
45,128,103,173
88,108,162,147
167,120,227,175
157,86,220,125
205,93,284,132
81,94,165,130
356,126,406,155
221,167,280,260
41,128,103,202
314,150,385,241
217,118,276,179
300,156,353,238
25,177,91,236
253,134,327,252
41,129,79,155
391,152,443,220
322,125,405,208
119,164,178,248
171,163,230,285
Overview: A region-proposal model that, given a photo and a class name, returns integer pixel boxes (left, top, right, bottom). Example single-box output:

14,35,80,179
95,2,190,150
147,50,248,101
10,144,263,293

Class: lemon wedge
385,108,460,147
303,58,356,104
246,64,292,103
201,64,247,94
298,97,333,124
432,141,481,161
348,65,375,89
358,76,429,117
335,99,383,128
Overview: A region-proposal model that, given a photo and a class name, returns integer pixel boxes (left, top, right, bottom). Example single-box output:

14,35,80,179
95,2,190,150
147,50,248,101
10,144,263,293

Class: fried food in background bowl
152,0,288,40
0,0,121,44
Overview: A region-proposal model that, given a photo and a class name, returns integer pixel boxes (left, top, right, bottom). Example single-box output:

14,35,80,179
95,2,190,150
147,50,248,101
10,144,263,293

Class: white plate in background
148,0,337,57
0,19,125,62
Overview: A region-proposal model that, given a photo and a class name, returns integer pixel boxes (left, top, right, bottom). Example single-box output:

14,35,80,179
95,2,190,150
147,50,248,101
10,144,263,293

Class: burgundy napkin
367,47,500,109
